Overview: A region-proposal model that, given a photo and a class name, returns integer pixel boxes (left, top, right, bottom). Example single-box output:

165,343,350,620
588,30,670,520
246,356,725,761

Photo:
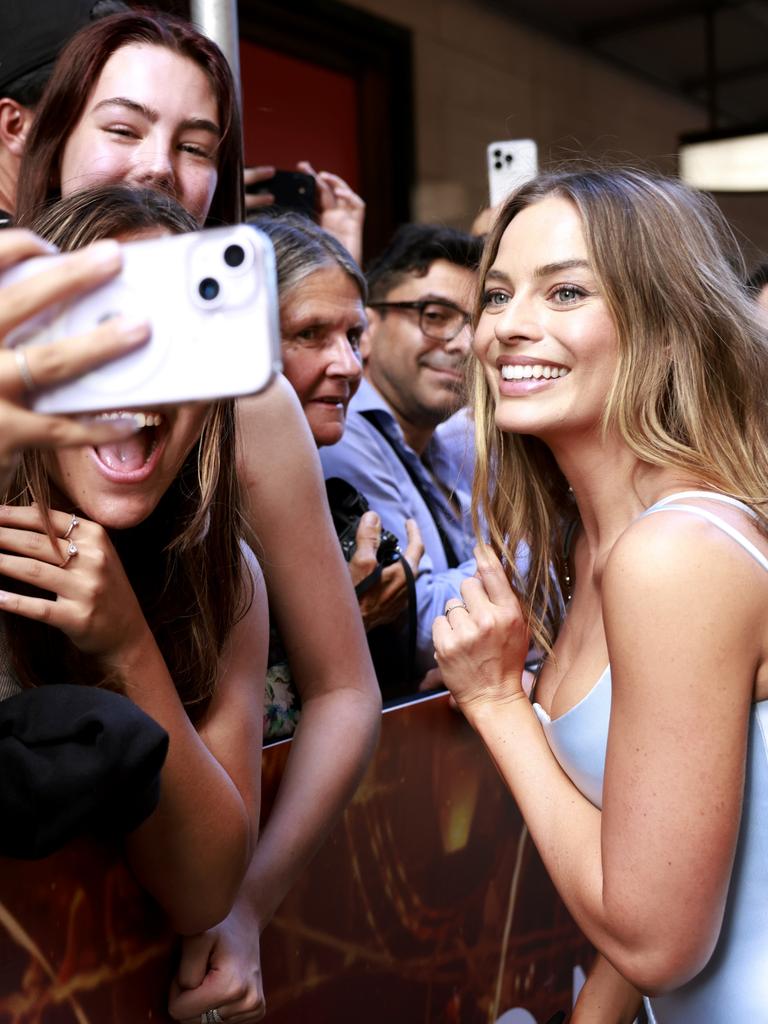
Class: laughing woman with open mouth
0,184,267,942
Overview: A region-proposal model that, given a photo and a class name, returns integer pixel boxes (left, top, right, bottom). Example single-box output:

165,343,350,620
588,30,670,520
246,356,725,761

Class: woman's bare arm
0,510,267,935
169,377,380,1021
434,515,763,993
237,376,380,925
571,954,642,1023
125,557,266,934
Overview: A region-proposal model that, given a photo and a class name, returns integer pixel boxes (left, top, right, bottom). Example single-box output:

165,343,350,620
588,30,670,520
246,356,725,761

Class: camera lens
198,277,220,301
224,244,245,268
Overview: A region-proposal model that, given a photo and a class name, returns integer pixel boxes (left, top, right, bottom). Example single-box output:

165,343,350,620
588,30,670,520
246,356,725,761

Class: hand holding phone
2,225,281,416
244,169,317,216
0,231,153,485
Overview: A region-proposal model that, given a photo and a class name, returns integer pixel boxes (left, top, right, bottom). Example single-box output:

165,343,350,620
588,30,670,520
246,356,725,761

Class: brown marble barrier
0,693,591,1023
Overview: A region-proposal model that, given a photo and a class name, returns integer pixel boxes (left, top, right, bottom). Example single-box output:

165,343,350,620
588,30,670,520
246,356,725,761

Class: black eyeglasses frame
368,299,471,342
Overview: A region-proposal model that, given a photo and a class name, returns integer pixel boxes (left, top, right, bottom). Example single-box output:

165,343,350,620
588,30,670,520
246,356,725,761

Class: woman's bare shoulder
604,501,768,649
609,497,768,573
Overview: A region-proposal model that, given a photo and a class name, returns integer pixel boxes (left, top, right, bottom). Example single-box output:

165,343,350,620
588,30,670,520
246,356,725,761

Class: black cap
0,0,99,94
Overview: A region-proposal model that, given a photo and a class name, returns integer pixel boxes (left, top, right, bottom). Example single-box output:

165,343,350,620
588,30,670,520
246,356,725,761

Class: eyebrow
92,97,220,136
486,259,591,284
410,293,467,310
534,259,591,279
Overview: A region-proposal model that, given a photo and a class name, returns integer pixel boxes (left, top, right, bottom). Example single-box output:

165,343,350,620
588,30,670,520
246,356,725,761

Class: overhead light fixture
679,127,768,192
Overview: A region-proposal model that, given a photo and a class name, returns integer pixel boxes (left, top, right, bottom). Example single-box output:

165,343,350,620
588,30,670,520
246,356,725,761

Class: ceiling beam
582,0,745,42
682,56,768,91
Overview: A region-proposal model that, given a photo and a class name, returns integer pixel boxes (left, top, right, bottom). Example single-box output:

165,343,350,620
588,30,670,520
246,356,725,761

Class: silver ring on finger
59,541,78,568
202,1010,224,1024
14,348,36,393
445,602,469,624
63,515,80,539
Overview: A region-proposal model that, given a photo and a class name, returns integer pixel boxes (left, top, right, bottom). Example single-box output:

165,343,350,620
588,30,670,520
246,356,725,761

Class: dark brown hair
16,10,243,227
6,184,253,716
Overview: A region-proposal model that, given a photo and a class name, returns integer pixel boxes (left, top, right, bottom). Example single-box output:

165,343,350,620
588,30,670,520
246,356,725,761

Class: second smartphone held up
487,139,538,208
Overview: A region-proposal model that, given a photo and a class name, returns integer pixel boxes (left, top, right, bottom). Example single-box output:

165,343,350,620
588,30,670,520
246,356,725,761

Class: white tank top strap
641,492,768,574
648,489,759,517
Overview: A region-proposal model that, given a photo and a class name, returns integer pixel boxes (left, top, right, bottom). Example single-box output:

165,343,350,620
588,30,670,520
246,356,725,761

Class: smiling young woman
434,168,768,1022
15,10,243,226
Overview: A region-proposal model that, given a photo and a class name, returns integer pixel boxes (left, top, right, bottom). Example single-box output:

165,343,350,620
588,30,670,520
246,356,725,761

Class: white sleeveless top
533,492,768,1022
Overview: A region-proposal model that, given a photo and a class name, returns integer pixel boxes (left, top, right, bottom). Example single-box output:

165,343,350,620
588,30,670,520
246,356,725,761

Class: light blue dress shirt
320,379,476,674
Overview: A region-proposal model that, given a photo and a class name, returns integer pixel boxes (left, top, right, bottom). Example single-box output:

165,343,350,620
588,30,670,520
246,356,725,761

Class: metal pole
189,0,242,113
704,5,718,132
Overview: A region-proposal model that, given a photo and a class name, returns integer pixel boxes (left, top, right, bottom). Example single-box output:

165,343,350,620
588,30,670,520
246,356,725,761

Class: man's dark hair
2,1,129,106
366,223,483,303
746,262,768,297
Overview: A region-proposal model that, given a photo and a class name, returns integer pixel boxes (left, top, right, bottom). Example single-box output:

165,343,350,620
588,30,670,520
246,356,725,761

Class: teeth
133,412,163,428
94,411,163,427
500,364,569,381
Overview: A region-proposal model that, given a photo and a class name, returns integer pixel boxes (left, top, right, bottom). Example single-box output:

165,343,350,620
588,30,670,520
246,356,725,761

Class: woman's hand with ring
169,902,266,1024
0,504,152,674
432,543,530,715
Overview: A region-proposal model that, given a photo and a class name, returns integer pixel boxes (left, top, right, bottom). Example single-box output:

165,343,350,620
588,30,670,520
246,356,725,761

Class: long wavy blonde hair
472,168,768,654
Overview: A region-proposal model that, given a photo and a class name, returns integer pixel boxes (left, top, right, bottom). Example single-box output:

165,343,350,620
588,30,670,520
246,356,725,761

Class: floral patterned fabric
263,623,301,742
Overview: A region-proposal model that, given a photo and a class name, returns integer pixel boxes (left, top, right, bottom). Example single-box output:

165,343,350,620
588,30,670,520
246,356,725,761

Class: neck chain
562,519,579,605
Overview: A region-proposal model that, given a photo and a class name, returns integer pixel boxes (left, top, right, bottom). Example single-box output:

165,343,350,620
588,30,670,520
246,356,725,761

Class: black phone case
247,170,316,215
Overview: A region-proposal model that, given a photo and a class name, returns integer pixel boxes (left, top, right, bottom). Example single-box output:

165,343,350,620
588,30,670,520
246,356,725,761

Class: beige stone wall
346,0,768,263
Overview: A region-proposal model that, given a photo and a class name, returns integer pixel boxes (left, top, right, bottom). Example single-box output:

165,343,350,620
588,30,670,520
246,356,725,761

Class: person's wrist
455,684,529,725
96,621,157,679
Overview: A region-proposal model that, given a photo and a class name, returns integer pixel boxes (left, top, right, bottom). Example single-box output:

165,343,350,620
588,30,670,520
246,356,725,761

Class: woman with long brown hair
15,9,242,226
2,184,266,938
434,168,768,1021
14,12,380,1021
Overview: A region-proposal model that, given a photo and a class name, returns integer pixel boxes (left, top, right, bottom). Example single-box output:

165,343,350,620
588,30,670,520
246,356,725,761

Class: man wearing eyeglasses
320,223,483,696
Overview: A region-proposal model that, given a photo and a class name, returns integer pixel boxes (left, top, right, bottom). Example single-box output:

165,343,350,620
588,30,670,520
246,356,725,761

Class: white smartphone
3,224,281,415
487,139,538,208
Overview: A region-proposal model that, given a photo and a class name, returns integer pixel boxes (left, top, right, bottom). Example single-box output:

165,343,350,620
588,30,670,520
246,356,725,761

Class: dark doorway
238,1,414,261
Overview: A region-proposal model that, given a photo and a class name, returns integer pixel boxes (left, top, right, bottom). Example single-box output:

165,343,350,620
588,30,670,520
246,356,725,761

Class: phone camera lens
224,244,245,268
199,277,220,301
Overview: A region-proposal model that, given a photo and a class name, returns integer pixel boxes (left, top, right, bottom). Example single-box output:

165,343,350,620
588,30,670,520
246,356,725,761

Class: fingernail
114,316,151,344
84,239,121,266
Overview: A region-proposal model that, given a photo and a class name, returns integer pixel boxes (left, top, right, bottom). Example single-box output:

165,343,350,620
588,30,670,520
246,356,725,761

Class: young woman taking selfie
4,185,266,939
14,12,380,1021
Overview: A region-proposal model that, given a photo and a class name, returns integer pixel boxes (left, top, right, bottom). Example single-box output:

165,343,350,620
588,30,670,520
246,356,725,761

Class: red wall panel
240,39,360,191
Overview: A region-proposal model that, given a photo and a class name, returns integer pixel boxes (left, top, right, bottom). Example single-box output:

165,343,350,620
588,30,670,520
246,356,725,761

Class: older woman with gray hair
249,213,424,737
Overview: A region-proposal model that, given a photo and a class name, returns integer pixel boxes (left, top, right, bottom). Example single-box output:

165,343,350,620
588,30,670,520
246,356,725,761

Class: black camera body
325,478,401,567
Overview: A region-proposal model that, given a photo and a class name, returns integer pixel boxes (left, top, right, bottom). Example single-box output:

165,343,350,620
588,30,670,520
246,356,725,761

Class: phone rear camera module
198,277,220,301
224,244,245,268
